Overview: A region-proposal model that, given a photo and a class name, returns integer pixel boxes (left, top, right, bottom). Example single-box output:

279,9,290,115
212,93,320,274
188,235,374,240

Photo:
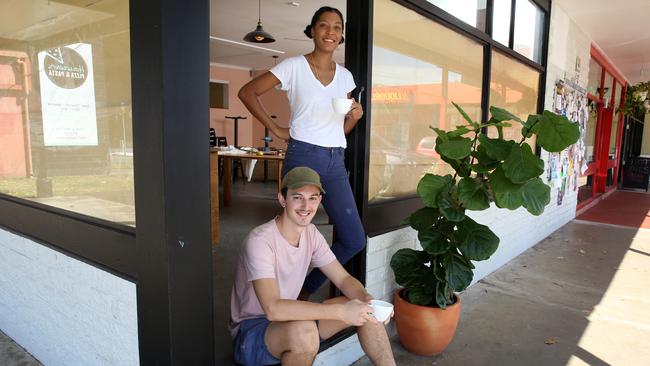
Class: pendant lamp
243,0,275,43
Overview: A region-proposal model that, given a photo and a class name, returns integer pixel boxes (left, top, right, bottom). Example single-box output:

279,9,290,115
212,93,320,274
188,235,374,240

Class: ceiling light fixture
243,0,275,43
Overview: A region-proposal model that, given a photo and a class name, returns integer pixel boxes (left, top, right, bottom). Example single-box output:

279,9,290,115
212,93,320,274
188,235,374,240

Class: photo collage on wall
549,79,588,205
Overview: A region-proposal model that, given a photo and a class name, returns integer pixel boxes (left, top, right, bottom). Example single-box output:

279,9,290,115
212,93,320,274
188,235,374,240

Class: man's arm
319,260,372,302
253,278,372,326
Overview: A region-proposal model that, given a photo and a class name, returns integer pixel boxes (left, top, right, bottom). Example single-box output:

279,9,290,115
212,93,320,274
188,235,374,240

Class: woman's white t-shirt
270,55,356,148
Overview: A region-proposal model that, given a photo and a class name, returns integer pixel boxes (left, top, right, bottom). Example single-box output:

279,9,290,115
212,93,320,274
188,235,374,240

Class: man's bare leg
265,320,320,366
318,297,396,366
357,318,396,366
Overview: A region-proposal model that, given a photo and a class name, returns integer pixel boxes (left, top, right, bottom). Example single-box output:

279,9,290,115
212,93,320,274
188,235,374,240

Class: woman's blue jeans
282,139,366,293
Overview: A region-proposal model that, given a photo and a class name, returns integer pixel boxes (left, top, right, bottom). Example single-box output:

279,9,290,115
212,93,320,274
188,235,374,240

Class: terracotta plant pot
393,289,461,356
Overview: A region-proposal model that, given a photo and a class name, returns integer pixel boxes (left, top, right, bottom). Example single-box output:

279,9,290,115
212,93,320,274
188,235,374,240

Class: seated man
230,167,395,366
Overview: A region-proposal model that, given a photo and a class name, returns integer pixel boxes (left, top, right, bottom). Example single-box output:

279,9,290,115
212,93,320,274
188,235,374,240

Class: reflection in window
609,82,623,157
489,51,539,144
492,0,511,46
0,0,134,226
426,0,487,31
514,0,544,62
370,0,483,202
613,82,622,111
602,72,613,106
584,104,598,163
587,58,602,96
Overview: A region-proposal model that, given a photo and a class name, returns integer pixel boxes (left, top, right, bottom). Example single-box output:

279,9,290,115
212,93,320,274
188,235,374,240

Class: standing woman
238,6,365,299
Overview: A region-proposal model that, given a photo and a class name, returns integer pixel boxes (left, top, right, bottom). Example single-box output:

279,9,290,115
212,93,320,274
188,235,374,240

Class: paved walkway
577,190,650,229
353,220,650,366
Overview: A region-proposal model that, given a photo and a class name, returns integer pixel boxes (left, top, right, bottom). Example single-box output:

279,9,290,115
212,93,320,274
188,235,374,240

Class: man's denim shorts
233,317,281,365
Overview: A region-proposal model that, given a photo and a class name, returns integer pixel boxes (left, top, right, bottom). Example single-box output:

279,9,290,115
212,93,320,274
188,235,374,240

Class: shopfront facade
0,1,630,365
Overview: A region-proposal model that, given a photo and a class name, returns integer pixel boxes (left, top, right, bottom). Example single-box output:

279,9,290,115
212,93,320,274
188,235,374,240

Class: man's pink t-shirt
229,218,336,337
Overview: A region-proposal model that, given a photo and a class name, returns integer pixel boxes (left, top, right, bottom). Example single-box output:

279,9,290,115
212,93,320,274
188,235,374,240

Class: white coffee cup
369,299,393,322
332,98,353,114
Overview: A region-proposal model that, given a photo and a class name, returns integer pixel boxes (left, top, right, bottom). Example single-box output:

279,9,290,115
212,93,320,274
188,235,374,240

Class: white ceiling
554,0,650,85
210,0,346,71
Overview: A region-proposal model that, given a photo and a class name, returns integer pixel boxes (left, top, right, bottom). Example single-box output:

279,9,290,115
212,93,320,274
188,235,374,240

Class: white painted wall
364,2,592,303
0,228,139,366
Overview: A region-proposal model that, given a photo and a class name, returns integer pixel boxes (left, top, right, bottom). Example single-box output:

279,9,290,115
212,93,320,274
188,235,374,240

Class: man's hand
340,299,376,326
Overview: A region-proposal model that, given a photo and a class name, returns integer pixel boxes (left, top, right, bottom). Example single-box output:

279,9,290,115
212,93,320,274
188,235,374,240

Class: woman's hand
346,100,364,121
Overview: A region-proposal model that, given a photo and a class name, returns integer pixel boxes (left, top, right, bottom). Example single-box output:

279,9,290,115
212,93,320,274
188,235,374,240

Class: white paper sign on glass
38,43,98,146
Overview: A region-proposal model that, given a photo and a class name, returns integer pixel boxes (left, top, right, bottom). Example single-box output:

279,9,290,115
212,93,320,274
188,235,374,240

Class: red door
594,107,614,192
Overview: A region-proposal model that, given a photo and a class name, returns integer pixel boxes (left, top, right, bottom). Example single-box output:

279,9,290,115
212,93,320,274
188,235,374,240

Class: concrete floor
353,220,650,366
0,330,41,366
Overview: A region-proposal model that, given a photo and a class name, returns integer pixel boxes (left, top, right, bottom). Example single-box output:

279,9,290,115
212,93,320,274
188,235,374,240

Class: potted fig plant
619,81,650,118
390,103,580,356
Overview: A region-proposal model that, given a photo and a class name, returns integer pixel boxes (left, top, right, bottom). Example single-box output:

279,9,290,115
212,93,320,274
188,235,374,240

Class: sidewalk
353,219,650,366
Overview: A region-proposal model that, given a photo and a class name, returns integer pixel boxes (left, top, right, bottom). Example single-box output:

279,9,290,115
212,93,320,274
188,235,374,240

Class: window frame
0,1,214,364
355,0,550,234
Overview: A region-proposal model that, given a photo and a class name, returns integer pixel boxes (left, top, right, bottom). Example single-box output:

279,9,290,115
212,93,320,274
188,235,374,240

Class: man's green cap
282,167,325,193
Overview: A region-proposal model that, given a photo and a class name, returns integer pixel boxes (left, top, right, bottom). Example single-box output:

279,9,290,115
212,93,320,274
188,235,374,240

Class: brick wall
365,2,591,303
0,228,139,365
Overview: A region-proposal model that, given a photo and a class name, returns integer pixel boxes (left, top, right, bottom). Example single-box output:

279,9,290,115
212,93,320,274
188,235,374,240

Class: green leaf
437,194,465,222
438,137,473,160
452,101,479,128
443,253,473,292
417,174,453,208
432,257,445,282
522,114,541,138
435,281,451,309
470,164,495,173
447,126,472,138
390,249,431,287
458,177,490,210
431,127,449,143
456,216,500,261
535,111,581,152
442,155,472,177
408,286,434,306
521,177,551,215
502,143,544,184
472,145,500,169
488,167,525,210
490,106,524,124
406,207,440,231
418,227,452,255
478,135,516,161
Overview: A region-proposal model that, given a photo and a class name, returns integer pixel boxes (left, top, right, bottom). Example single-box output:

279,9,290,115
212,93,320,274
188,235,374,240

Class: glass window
513,0,544,62
609,81,623,157
492,0,511,46
489,51,540,144
587,58,602,96
584,102,598,163
426,0,487,31
602,72,613,106
0,0,134,226
370,0,484,202
609,117,619,157
613,82,622,111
